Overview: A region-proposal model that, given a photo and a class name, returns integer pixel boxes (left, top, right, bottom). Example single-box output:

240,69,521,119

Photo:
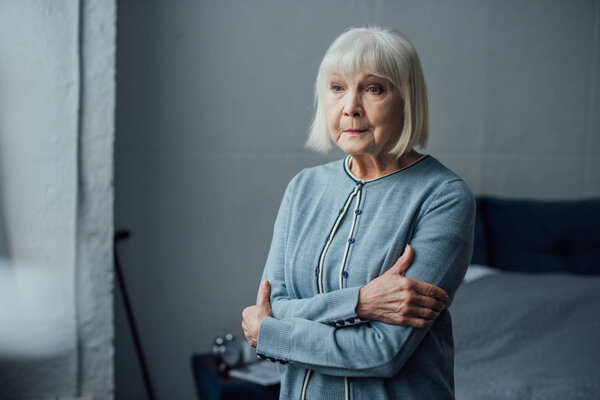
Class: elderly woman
242,26,474,399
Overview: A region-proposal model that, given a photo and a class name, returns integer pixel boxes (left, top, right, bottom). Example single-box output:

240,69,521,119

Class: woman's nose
343,91,363,117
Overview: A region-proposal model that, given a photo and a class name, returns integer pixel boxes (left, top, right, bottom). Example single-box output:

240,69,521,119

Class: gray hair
306,26,428,157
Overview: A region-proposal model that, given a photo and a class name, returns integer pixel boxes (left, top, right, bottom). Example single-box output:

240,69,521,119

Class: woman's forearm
270,286,364,326
355,245,447,327
256,315,425,378
266,245,446,328
255,180,475,376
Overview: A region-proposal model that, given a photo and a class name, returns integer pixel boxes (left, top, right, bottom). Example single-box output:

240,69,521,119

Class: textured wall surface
115,1,600,399
0,1,79,397
0,1,79,271
0,1,116,399
76,1,117,399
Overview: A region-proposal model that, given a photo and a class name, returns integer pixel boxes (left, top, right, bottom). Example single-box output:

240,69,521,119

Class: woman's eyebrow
362,75,385,82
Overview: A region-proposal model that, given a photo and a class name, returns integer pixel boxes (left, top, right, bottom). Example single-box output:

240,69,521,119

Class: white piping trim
305,183,363,400
318,187,358,293
338,189,361,289
344,154,427,183
301,370,312,400
345,377,350,400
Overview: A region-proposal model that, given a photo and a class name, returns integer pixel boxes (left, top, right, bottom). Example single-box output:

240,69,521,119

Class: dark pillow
478,197,600,274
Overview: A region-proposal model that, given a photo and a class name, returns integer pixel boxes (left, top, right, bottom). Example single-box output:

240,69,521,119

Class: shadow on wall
0,169,75,398
0,259,75,399
0,80,10,260
0,196,9,259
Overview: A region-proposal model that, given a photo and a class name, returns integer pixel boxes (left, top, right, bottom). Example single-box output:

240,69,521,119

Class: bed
452,197,600,399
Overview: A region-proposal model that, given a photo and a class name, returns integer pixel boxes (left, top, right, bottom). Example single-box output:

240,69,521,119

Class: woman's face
325,71,404,161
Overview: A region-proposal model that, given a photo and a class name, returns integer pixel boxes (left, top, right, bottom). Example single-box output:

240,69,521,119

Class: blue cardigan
256,156,475,400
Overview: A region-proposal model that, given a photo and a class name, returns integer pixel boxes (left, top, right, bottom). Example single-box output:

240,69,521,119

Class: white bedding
463,264,501,283
452,270,600,399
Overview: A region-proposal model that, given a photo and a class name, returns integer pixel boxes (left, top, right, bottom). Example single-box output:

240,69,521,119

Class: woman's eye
367,85,383,94
330,84,343,92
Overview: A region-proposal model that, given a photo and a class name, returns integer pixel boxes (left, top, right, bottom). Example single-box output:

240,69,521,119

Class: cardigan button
348,238,355,244
257,354,266,360
354,209,362,215
268,357,276,362
341,271,348,278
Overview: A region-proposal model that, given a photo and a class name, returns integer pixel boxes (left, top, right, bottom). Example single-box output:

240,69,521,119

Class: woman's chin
338,147,366,157
334,139,371,156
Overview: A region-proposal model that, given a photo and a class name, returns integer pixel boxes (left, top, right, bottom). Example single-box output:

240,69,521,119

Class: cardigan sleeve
256,180,475,377
260,176,364,326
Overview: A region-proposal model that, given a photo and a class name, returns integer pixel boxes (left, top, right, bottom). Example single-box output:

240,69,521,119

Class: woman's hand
242,280,273,348
356,245,449,328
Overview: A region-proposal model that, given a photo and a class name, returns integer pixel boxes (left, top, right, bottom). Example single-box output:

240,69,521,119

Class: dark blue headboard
472,197,600,275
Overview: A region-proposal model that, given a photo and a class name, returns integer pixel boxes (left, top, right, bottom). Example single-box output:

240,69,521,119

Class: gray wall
115,1,600,399
0,1,116,399
0,2,79,396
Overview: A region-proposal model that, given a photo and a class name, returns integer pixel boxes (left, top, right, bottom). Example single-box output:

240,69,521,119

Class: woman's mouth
343,129,367,136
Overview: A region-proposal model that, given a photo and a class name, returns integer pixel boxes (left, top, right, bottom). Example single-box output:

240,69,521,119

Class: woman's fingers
408,293,446,313
399,303,441,319
257,280,271,308
409,279,449,302
241,298,270,348
241,311,257,347
381,300,441,326
386,244,414,276
382,291,445,314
